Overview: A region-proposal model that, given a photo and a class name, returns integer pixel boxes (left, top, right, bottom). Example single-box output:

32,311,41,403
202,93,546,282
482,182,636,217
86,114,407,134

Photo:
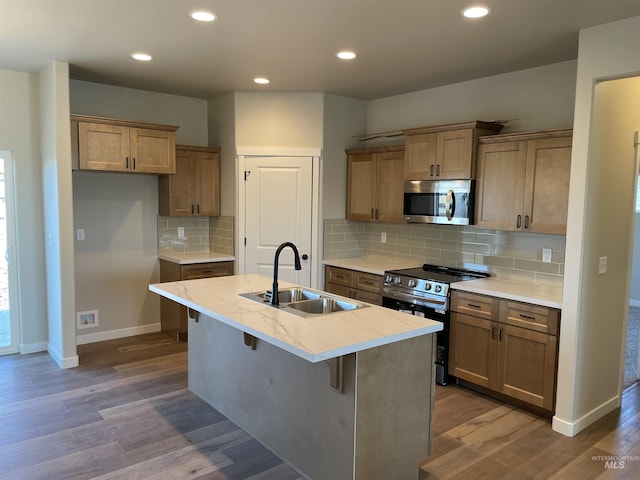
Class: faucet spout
271,242,302,306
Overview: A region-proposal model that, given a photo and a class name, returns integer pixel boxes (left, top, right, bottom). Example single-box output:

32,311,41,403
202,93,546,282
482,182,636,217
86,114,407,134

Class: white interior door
244,156,313,286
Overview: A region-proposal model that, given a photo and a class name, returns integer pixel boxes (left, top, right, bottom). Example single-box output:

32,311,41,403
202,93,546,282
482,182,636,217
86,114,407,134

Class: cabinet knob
301,254,309,260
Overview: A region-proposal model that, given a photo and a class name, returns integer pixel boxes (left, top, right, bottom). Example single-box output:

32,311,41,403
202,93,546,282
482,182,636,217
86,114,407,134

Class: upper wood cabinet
158,145,221,217
475,129,572,234
71,115,178,174
403,121,503,180
346,145,405,223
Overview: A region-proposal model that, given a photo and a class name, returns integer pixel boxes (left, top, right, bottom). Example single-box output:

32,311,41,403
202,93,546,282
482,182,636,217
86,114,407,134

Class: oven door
382,296,452,385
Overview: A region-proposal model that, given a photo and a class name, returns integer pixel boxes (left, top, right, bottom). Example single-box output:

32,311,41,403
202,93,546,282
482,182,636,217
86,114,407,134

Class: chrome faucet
271,242,302,306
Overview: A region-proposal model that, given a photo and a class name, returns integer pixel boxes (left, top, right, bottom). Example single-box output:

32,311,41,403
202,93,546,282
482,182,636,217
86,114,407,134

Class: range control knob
407,279,417,288
425,282,432,291
384,274,393,284
434,284,443,293
394,276,402,286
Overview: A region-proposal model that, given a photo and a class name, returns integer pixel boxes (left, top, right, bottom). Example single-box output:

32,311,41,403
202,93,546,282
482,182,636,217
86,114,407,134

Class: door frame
237,147,322,289
0,151,21,355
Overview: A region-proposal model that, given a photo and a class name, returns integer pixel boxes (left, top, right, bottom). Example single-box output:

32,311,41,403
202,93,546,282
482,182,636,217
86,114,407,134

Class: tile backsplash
158,216,234,255
324,219,565,287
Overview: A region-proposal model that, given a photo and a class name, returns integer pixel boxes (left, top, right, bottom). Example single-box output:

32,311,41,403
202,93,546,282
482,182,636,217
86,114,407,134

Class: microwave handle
445,189,455,221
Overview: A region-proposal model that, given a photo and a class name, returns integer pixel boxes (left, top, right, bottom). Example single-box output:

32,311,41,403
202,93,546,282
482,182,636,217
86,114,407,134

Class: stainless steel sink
287,297,359,315
239,288,368,317
254,288,321,303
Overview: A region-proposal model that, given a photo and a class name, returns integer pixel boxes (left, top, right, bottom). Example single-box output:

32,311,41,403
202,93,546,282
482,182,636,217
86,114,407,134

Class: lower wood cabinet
449,290,559,412
324,265,383,305
160,260,233,341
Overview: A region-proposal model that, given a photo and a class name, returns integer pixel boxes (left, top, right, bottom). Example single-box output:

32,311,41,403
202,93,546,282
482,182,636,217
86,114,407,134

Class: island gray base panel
189,314,434,480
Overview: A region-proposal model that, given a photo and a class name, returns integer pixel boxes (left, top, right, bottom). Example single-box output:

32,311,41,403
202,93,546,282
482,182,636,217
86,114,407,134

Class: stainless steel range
382,264,489,385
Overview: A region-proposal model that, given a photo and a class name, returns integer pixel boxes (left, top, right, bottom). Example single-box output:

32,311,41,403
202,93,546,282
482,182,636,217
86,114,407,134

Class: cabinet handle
197,204,200,214
436,164,440,176
519,314,536,320
363,280,374,285
375,208,379,220
370,209,375,220
516,214,522,229
491,326,496,340
191,204,195,214
126,157,129,169
499,328,503,341
133,157,136,170
524,215,530,229
430,164,434,176
467,303,481,309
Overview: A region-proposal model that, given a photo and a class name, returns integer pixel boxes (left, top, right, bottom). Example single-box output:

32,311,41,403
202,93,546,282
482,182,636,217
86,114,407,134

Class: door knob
302,254,309,260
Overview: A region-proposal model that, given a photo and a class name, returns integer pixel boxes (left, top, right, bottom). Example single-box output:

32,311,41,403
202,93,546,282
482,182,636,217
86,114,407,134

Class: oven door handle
382,289,448,310
445,189,455,221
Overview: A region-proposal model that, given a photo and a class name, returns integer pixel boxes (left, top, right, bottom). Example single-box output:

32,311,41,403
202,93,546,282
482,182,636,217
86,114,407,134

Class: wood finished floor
0,333,638,480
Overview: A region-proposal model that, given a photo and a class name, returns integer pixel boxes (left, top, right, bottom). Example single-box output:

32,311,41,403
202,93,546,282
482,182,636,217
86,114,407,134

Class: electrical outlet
381,232,387,243
178,227,185,238
77,310,99,329
542,248,552,263
76,228,85,241
598,256,608,275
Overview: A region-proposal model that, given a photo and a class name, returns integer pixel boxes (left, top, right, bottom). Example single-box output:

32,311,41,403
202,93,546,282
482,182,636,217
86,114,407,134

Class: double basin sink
240,287,368,318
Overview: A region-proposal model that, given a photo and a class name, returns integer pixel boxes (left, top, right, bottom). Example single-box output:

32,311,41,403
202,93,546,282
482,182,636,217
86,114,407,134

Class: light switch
598,256,607,275
76,229,85,241
542,248,552,263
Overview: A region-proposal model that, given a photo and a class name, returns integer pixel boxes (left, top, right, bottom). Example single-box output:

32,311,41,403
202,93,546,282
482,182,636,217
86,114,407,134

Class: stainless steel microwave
403,179,475,225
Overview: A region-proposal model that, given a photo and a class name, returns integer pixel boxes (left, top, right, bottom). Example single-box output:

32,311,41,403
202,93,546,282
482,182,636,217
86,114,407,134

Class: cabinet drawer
500,301,559,336
325,282,352,298
325,266,353,287
353,290,382,306
181,261,233,279
451,290,499,320
354,271,382,294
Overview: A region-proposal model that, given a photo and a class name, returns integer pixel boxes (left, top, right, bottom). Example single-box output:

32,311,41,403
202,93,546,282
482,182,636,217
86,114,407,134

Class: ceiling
2,0,640,101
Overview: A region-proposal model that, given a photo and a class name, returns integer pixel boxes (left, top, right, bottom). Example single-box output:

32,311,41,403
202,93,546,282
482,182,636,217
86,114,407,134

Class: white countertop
323,256,422,276
149,274,442,363
451,277,563,309
158,252,235,265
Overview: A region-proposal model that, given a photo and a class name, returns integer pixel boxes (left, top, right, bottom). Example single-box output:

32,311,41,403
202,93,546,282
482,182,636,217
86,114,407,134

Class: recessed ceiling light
190,10,217,22
254,77,270,85
461,5,491,18
131,52,152,62
336,51,357,60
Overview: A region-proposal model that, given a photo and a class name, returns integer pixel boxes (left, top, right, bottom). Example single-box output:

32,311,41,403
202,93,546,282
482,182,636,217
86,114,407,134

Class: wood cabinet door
375,150,405,223
523,136,572,234
404,133,437,179
495,324,558,410
449,313,496,389
195,151,220,216
78,122,130,171
436,129,474,179
162,150,196,216
347,153,377,221
130,128,176,174
475,141,528,230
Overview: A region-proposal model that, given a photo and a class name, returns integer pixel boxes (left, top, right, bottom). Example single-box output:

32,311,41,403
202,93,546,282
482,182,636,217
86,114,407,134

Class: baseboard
552,394,620,437
630,300,640,307
47,342,79,369
76,323,161,345
20,341,48,354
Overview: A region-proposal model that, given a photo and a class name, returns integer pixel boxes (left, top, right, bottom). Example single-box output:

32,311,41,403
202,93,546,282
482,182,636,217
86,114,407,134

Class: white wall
0,69,48,353
367,61,577,134
39,62,77,367
322,95,367,220
234,93,324,148
631,212,640,305
70,81,208,342
556,15,640,437
208,93,236,218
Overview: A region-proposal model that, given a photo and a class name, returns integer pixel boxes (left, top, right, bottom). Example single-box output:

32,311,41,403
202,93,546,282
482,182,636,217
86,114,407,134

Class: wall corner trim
552,394,621,437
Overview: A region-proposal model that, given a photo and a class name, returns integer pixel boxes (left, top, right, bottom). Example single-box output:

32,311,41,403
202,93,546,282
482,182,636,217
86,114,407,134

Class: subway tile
460,242,493,255
514,258,561,275
474,254,515,269
442,229,477,243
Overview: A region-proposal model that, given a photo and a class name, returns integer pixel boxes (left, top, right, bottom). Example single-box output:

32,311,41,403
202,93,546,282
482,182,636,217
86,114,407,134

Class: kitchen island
149,274,442,480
